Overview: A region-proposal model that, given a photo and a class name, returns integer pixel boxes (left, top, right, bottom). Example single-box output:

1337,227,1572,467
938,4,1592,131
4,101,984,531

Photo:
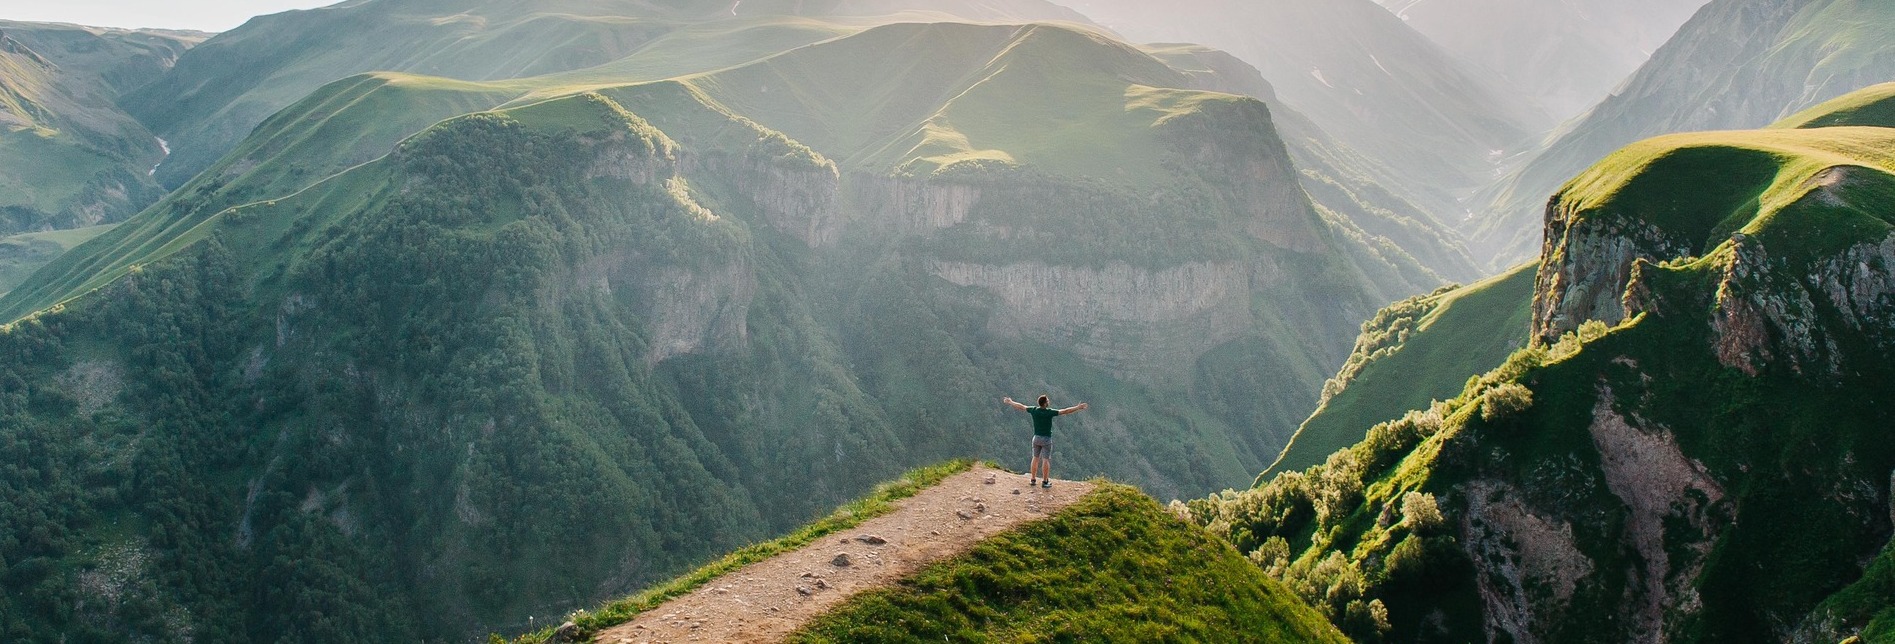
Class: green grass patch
1775,82,1895,129
791,484,1346,643
509,459,978,642
1271,262,1535,475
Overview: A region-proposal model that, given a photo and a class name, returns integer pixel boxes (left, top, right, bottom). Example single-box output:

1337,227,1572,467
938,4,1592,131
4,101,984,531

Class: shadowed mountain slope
1268,261,1535,476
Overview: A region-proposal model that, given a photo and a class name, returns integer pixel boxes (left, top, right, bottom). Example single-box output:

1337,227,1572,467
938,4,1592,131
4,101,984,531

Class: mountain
1376,0,1707,122
1186,85,1895,642
1268,261,1534,476
0,22,201,234
0,224,115,296
1063,0,1546,210
121,0,1090,190
0,9,1437,639
1472,0,1895,266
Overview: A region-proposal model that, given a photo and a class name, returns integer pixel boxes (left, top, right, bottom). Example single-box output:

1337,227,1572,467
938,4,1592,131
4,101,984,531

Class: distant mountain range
1472,0,1895,266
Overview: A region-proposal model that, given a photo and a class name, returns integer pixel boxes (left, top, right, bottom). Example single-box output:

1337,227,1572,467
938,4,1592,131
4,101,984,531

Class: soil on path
593,465,1095,643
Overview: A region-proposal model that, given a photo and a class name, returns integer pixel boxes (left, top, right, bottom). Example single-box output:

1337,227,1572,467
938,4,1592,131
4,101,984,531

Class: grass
1773,82,1895,129
0,224,116,295
508,459,978,642
1553,124,1895,263
791,484,1347,643
1270,262,1535,475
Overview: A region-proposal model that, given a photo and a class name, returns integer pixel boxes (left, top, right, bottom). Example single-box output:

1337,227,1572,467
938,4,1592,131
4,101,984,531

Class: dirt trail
593,465,1094,643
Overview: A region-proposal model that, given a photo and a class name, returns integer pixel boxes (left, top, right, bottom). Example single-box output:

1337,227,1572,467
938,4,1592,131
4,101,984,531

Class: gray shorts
1032,435,1053,459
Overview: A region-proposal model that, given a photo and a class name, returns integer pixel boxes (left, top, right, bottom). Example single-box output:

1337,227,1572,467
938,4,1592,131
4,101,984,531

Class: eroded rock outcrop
1587,387,1727,641
1532,211,1691,344
850,174,983,234
1461,480,1595,644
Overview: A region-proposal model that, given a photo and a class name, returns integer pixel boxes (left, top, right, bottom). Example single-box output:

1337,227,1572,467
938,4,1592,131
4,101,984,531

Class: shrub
1480,383,1534,422
1400,491,1445,534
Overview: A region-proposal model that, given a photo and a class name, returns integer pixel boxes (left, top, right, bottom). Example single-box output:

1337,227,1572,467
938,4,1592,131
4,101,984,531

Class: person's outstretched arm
1059,402,1089,415
1002,397,1030,411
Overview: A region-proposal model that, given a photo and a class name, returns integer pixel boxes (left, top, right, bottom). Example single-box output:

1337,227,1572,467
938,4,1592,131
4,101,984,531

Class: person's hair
1038,395,1050,407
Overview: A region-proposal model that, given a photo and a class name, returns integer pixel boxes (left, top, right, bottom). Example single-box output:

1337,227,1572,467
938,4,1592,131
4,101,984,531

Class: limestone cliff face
849,174,983,234
686,137,841,247
1461,479,1594,643
1531,205,1692,344
1162,99,1329,254
1708,229,1895,377
930,260,1256,386
584,121,759,365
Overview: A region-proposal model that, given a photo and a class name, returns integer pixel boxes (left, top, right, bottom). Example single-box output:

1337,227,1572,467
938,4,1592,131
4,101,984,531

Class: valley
0,0,1892,642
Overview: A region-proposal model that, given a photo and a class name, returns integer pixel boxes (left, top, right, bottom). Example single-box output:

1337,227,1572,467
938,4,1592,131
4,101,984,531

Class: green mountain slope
0,225,116,296
1269,262,1534,475
793,484,1348,643
1375,0,1706,122
1472,0,1895,266
1774,81,1895,129
121,0,1091,189
1186,88,1895,642
0,22,200,234
0,16,1438,639
1138,43,1482,281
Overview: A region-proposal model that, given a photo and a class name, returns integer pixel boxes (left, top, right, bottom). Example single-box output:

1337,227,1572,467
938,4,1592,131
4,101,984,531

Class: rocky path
593,465,1095,643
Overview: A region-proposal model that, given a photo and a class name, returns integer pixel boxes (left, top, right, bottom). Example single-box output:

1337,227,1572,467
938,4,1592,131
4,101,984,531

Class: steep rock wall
930,260,1253,385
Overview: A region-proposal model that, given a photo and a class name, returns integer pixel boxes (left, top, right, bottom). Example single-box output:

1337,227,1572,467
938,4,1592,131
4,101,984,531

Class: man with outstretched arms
1002,394,1088,488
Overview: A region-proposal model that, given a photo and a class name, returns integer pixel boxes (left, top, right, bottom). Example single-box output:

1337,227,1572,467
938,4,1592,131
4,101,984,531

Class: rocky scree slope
1181,89,1895,643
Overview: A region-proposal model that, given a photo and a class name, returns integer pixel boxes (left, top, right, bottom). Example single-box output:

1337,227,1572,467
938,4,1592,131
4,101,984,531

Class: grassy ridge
1269,262,1535,475
511,460,978,642
792,484,1348,643
1774,81,1895,129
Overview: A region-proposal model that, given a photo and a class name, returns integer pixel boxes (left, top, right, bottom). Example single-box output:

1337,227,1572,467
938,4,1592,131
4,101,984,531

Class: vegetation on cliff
1188,88,1895,641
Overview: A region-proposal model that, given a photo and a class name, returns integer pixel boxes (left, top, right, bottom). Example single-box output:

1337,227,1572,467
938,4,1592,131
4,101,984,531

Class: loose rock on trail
592,465,1094,643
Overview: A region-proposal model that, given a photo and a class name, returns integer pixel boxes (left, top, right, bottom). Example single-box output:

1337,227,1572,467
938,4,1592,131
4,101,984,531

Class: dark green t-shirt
1028,406,1060,437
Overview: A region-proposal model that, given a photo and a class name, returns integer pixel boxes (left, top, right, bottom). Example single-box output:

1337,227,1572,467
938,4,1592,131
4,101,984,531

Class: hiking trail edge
593,465,1095,643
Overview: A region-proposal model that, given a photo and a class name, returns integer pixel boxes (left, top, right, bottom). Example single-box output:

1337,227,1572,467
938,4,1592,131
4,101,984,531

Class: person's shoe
1028,477,1037,486
1041,480,1052,489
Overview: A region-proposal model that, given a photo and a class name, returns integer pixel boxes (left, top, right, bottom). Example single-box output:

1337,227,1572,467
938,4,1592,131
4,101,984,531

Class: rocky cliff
1186,89,1895,643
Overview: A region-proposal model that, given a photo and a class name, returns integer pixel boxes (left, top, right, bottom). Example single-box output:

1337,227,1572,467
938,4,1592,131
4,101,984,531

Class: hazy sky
3,0,337,32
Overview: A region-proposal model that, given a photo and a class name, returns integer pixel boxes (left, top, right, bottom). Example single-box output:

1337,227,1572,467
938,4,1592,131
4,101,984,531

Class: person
1002,394,1088,488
